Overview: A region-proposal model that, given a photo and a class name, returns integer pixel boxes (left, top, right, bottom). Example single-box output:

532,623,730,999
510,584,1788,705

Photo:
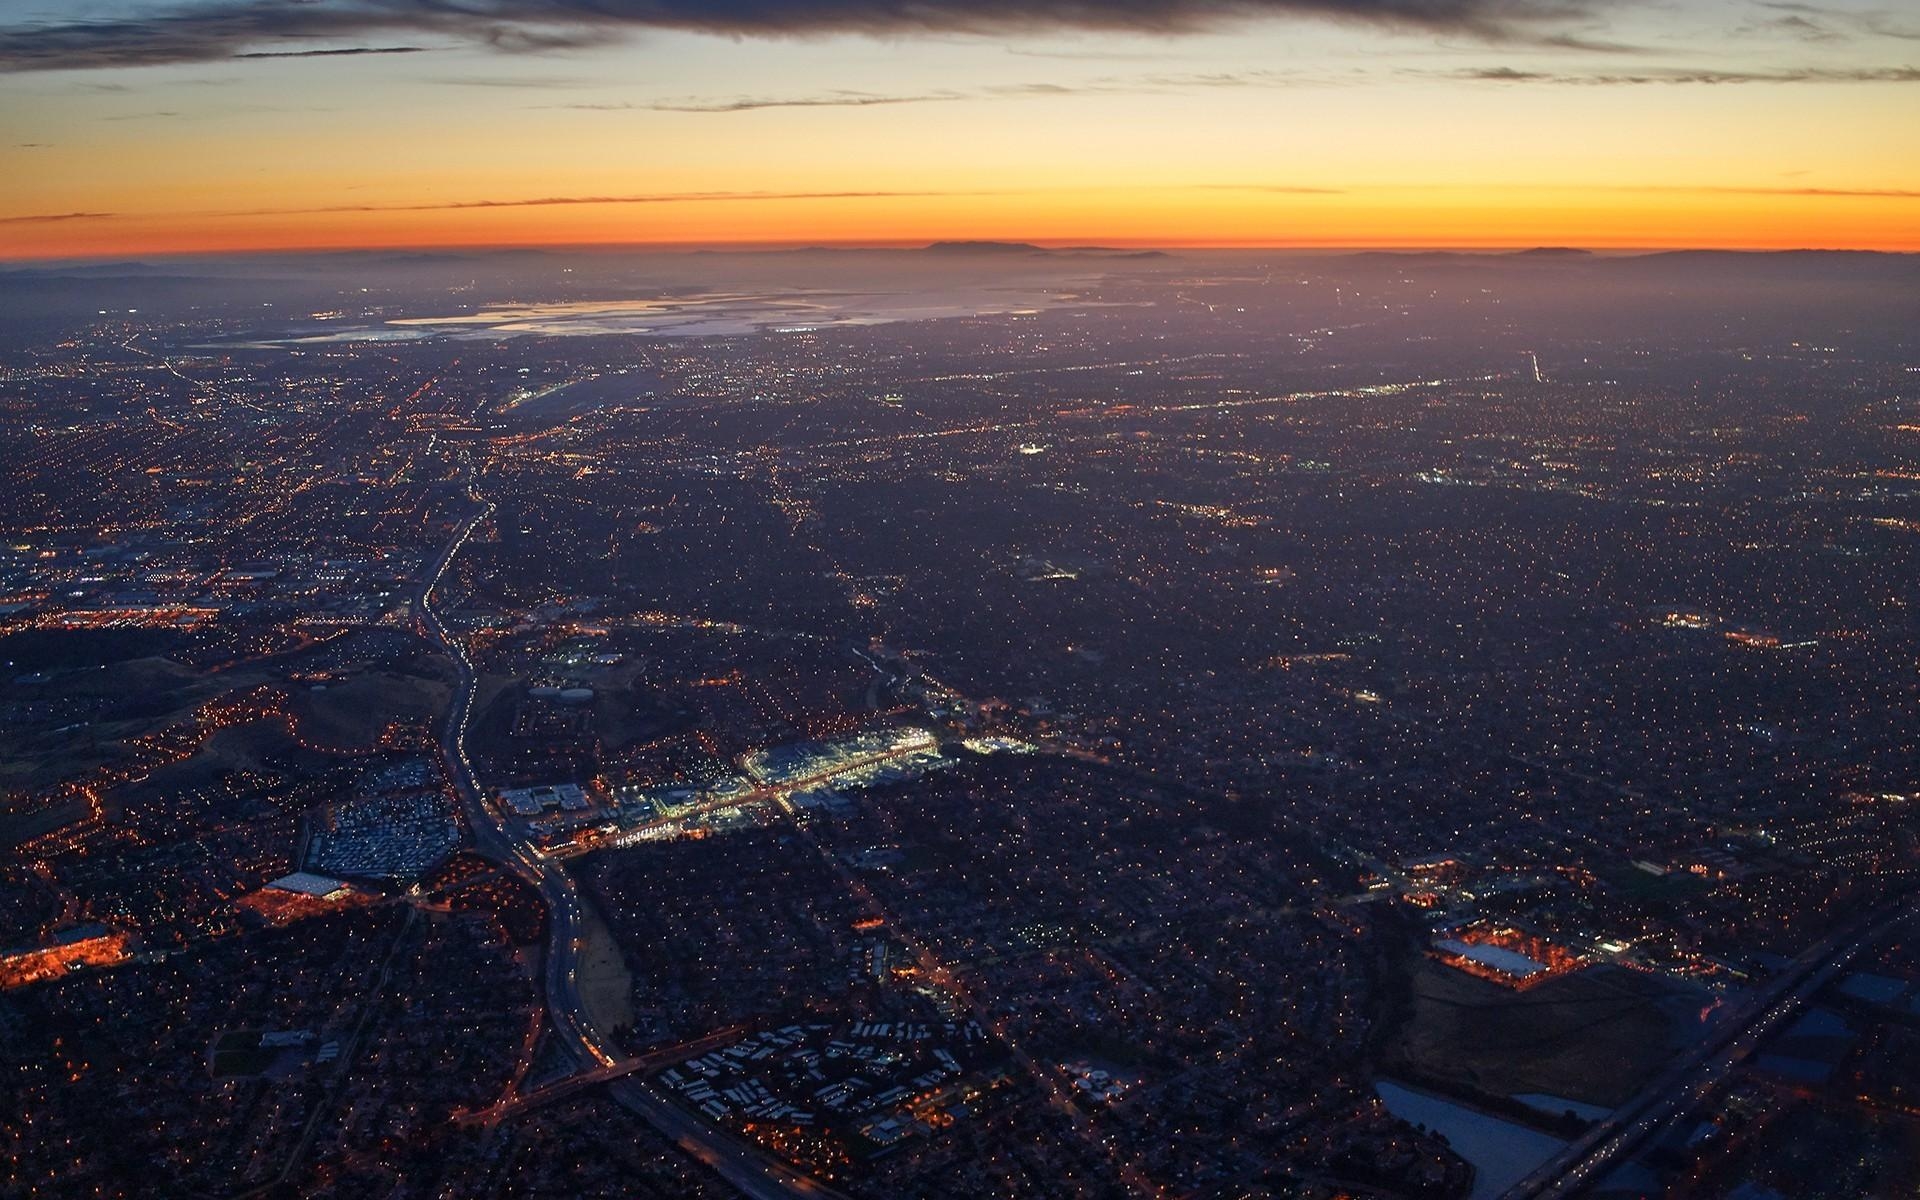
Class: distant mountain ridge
1,245,1910,324
921,240,1047,255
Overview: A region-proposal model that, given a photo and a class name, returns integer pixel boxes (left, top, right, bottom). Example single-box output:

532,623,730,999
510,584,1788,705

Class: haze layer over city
2,2,1917,1199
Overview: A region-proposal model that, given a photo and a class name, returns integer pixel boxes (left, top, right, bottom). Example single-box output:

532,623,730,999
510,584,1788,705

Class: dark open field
1385,958,1705,1108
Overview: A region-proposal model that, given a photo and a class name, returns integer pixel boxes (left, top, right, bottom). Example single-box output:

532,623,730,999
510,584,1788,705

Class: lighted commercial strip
0,924,131,990
559,727,1019,856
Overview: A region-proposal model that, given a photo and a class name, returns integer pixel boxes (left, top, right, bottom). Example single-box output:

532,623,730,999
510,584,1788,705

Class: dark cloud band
0,0,1598,73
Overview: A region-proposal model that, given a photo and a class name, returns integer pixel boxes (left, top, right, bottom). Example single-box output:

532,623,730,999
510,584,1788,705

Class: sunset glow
2,1,1916,257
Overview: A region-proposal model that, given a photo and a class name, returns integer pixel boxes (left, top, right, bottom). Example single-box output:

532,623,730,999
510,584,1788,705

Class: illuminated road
417,495,618,1069
1499,896,1915,1200
419,489,842,1200
607,1078,850,1200
459,1025,749,1127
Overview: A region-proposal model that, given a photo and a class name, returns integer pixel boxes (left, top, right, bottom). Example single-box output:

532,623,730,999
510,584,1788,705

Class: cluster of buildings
499,782,592,817
237,872,368,926
743,727,940,790
574,726,989,853
658,1019,999,1166
0,535,433,642
1428,922,1585,990
0,923,130,990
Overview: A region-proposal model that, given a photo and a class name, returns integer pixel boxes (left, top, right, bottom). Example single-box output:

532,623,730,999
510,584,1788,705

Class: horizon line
5,236,1918,266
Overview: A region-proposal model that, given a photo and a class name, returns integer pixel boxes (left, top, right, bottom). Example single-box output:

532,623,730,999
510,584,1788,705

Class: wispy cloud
552,70,1337,114
432,74,595,89
235,45,430,59
0,211,115,224
550,57,1918,116
1757,2,1920,41
1004,46,1193,62
9,180,1912,232
1451,64,1920,83
1738,13,1841,41
1192,183,1350,194
1504,28,1648,51
1645,184,1920,198
579,90,968,113
0,0,1612,73
1443,181,1920,199
1,189,991,229
250,189,993,216
0,190,996,230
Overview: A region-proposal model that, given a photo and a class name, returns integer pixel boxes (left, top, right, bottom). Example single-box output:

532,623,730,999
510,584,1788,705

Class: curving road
416,498,619,1068
418,494,842,1199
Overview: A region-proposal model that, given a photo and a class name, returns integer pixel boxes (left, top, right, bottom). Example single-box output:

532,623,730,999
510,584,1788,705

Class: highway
417,492,841,1199
416,496,618,1067
607,1078,850,1200
458,1024,750,1126
1500,895,1915,1199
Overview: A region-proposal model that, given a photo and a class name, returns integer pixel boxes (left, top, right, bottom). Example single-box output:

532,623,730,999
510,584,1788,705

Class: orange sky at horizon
8,185,1916,260
2,7,1917,259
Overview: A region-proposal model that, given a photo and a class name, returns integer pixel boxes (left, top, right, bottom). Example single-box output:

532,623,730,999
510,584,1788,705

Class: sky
0,0,1915,258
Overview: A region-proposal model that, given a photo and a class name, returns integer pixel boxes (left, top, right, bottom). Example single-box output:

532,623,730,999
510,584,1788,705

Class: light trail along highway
1500,893,1916,1199
417,489,850,1200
